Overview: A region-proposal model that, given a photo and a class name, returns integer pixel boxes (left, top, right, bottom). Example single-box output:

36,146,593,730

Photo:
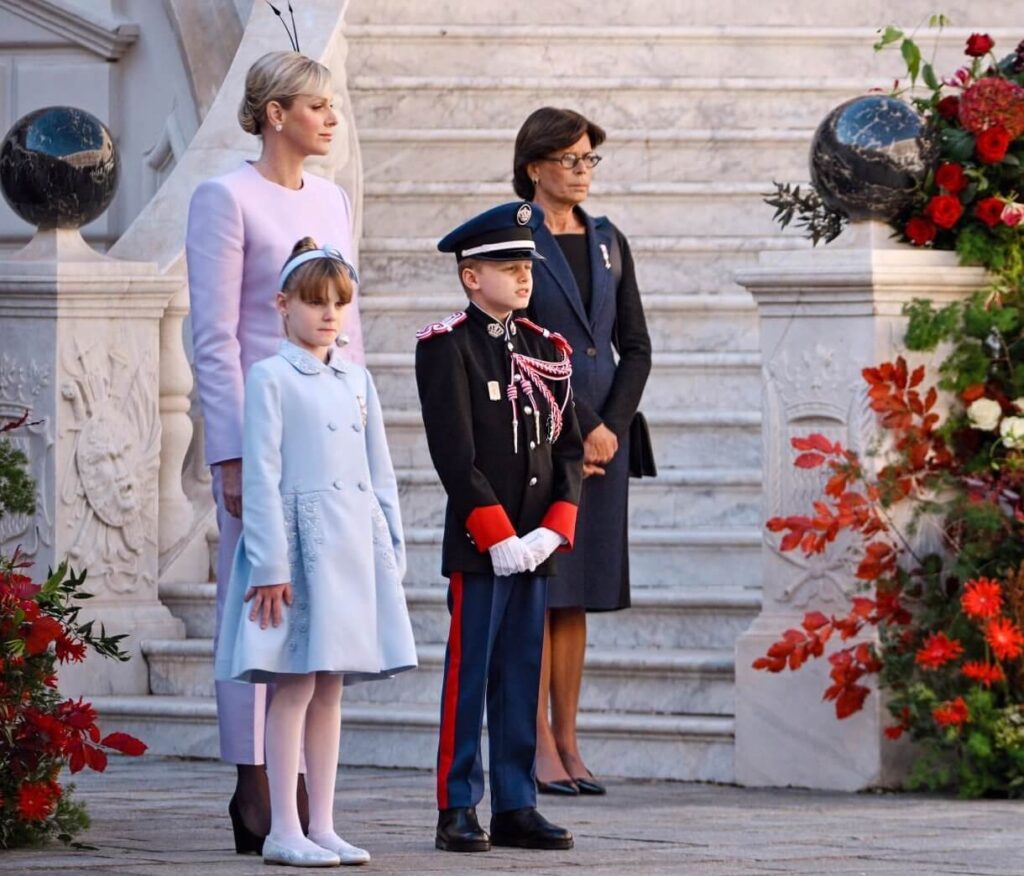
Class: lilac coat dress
186,161,361,764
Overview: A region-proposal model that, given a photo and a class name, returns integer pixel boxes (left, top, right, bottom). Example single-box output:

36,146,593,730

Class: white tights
265,672,345,849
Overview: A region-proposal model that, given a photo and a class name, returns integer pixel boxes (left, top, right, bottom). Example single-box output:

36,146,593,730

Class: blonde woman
185,50,362,854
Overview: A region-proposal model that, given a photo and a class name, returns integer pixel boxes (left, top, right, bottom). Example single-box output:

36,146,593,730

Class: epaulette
514,317,573,356
416,310,467,341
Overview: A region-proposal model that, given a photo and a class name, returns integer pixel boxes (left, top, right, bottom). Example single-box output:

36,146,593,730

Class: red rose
924,194,964,230
905,216,936,245
976,125,1011,163
937,95,960,120
934,162,967,193
965,33,995,57
975,196,1005,228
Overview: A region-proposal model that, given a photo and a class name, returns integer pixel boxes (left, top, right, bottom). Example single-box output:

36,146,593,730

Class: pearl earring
274,123,283,133
531,178,539,184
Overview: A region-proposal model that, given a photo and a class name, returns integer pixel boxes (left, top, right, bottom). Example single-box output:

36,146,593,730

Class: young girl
214,237,417,867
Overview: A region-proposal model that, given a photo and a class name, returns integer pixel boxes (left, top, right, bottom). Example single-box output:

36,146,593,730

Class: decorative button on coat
328,422,338,431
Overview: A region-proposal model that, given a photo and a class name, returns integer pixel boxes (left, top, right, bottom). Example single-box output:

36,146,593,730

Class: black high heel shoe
228,794,266,855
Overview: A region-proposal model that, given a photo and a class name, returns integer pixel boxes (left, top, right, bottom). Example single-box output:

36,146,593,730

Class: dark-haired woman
514,107,651,796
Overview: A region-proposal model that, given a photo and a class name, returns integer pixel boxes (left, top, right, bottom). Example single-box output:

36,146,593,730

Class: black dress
528,213,651,612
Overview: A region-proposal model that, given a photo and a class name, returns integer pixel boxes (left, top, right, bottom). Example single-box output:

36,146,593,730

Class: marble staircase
100,2,1021,781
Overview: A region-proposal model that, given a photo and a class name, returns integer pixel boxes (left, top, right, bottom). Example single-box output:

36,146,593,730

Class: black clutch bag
628,412,657,478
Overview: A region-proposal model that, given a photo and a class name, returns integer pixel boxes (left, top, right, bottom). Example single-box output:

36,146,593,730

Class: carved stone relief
764,343,877,609
58,336,159,595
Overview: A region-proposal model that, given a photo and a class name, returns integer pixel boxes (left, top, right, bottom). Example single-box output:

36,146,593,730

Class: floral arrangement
0,414,146,848
756,27,1024,798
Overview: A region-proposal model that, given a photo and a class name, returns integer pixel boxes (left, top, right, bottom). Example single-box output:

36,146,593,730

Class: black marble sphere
809,95,933,221
0,106,118,230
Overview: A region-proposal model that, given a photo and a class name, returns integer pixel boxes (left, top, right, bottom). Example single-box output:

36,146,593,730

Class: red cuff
465,504,516,552
541,501,578,550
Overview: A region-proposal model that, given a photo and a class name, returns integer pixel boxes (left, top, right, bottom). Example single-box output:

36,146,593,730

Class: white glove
520,527,565,567
488,535,537,577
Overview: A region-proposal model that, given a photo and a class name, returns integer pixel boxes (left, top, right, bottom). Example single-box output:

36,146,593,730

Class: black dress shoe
228,794,265,855
436,806,490,852
537,778,579,796
490,807,574,850
572,773,607,795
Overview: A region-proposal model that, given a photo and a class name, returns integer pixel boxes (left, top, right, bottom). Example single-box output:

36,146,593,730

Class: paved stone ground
2,756,1021,875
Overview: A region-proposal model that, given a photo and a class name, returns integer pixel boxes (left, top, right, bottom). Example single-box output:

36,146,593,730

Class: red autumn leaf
792,433,838,454
924,386,938,412
803,611,830,632
68,744,85,774
835,684,871,719
779,530,803,552
909,364,925,388
752,656,787,672
100,732,147,756
86,744,107,772
794,452,826,469
962,383,986,402
789,647,807,670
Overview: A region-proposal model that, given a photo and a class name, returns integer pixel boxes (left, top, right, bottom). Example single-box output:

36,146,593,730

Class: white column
732,222,984,790
0,228,185,697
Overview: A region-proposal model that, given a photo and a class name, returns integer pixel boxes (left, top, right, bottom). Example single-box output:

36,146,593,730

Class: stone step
382,408,762,472
406,584,760,649
349,74,882,131
92,695,735,781
366,350,761,412
158,582,761,649
344,0,1020,28
359,293,759,355
358,235,806,297
142,638,736,715
395,465,763,531
345,24,993,80
404,525,761,588
359,127,814,184
362,181,798,238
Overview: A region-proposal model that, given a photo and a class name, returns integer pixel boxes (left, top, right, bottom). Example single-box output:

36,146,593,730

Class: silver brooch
487,323,505,338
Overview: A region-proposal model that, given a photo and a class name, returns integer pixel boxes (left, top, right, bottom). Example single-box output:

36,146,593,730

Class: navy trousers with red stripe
436,571,547,814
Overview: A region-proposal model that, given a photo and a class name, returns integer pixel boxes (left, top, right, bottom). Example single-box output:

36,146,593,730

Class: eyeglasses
539,152,603,170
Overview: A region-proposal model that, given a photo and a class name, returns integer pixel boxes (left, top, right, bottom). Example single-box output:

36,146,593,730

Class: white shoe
308,831,371,865
262,835,341,867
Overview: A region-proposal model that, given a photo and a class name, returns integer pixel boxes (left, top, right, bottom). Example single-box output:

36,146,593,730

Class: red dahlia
16,780,61,822
974,196,1005,228
915,631,964,669
959,78,1024,137
924,194,964,229
933,697,970,727
985,617,1024,661
961,577,1003,619
962,660,1005,687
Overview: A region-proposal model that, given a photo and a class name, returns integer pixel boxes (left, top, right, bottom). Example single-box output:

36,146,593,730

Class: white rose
967,397,1002,431
1013,398,1024,412
1000,416,1024,449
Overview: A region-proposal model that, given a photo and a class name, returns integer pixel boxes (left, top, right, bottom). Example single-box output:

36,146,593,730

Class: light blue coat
214,340,417,684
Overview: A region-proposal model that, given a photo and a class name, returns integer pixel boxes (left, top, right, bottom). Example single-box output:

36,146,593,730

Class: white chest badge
487,381,501,401
487,322,504,338
600,243,612,270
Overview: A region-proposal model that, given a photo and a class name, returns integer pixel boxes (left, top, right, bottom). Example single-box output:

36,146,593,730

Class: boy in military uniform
415,201,583,853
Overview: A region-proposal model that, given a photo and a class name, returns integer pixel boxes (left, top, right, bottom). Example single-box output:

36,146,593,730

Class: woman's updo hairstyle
281,237,354,307
513,107,606,200
238,51,332,135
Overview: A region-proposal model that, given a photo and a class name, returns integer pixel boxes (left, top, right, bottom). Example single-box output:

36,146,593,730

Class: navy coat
527,208,651,611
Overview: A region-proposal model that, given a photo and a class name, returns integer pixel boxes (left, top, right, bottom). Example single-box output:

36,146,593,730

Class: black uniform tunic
414,303,584,577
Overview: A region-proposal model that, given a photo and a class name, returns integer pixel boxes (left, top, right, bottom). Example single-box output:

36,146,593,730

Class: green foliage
903,298,962,350
762,182,847,246
0,438,35,521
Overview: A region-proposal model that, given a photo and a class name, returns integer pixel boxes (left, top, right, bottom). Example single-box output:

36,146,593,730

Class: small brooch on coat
357,394,368,428
599,243,611,270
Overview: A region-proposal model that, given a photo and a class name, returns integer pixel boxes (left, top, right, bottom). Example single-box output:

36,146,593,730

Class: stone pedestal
0,228,185,696
732,221,986,790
